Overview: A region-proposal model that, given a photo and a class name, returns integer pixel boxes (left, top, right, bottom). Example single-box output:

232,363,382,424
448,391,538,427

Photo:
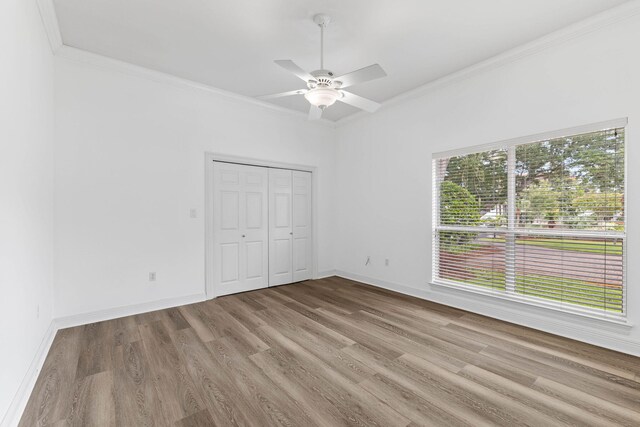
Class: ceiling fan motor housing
306,68,343,109
308,69,342,89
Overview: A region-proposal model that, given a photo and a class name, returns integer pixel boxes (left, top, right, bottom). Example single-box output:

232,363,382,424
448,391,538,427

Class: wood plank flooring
19,277,640,426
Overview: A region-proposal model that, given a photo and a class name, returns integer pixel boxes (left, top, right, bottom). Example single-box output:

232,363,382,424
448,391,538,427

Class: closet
211,161,312,297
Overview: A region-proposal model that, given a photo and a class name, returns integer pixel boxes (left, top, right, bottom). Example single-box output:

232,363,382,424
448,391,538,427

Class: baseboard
316,269,337,279
55,293,206,329
1,321,57,427
334,270,640,357
2,292,207,426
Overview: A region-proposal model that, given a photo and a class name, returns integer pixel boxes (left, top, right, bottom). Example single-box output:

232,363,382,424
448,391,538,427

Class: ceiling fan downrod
313,14,331,70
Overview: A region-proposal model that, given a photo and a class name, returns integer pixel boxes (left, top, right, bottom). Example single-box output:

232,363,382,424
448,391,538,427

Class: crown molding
336,0,640,127
36,1,335,128
36,0,62,53
37,0,640,127
56,45,337,128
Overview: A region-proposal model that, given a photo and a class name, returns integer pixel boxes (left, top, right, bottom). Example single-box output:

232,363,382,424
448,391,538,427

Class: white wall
0,0,55,423
3,5,638,426
335,14,640,355
53,56,337,318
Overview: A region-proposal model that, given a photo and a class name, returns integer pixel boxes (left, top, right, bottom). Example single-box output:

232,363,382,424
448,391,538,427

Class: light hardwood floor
19,277,640,426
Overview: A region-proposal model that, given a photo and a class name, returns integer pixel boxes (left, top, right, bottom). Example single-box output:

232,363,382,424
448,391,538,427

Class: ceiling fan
258,14,387,120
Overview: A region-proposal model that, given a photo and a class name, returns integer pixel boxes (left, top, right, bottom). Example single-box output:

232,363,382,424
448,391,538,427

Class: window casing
432,120,627,321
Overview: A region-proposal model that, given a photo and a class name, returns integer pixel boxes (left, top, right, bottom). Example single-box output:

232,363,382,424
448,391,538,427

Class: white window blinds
432,123,626,319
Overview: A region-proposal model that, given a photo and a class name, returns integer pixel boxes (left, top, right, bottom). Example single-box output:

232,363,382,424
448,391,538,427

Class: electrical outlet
385,258,389,266
190,208,197,218
149,272,156,281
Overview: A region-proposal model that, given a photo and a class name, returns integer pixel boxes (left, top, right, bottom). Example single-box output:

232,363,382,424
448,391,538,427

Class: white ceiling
53,0,629,121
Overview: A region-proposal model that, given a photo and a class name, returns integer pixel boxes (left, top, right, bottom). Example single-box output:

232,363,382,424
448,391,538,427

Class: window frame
431,118,628,323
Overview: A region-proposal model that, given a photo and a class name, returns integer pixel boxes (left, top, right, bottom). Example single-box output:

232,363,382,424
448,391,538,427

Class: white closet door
268,168,294,286
292,171,313,282
212,162,268,296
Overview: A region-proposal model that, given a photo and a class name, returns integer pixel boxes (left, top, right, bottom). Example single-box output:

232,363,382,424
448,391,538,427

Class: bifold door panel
269,169,294,286
212,162,269,296
212,161,312,297
293,171,312,282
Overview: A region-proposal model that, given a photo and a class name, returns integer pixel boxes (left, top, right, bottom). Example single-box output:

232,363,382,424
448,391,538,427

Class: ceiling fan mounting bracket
313,14,331,28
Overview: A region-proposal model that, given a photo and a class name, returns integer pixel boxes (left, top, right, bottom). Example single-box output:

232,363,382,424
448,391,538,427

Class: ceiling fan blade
274,60,315,82
257,89,307,100
339,90,381,113
308,105,323,120
334,64,386,88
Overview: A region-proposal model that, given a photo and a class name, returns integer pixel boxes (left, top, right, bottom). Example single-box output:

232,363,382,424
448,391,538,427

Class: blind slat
433,127,626,317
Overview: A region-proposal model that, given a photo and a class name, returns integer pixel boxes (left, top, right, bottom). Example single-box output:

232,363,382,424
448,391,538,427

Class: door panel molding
211,161,269,297
293,171,313,282
269,168,293,286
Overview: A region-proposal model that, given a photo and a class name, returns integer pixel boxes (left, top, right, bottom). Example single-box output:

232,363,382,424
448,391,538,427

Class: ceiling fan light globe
304,88,341,109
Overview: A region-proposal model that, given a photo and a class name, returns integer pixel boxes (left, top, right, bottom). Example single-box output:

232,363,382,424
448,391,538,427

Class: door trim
205,152,318,299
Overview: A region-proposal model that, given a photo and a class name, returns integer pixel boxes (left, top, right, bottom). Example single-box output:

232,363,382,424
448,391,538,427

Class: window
432,120,626,320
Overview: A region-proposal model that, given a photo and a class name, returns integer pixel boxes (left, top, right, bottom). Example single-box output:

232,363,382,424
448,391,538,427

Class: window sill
430,279,632,328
